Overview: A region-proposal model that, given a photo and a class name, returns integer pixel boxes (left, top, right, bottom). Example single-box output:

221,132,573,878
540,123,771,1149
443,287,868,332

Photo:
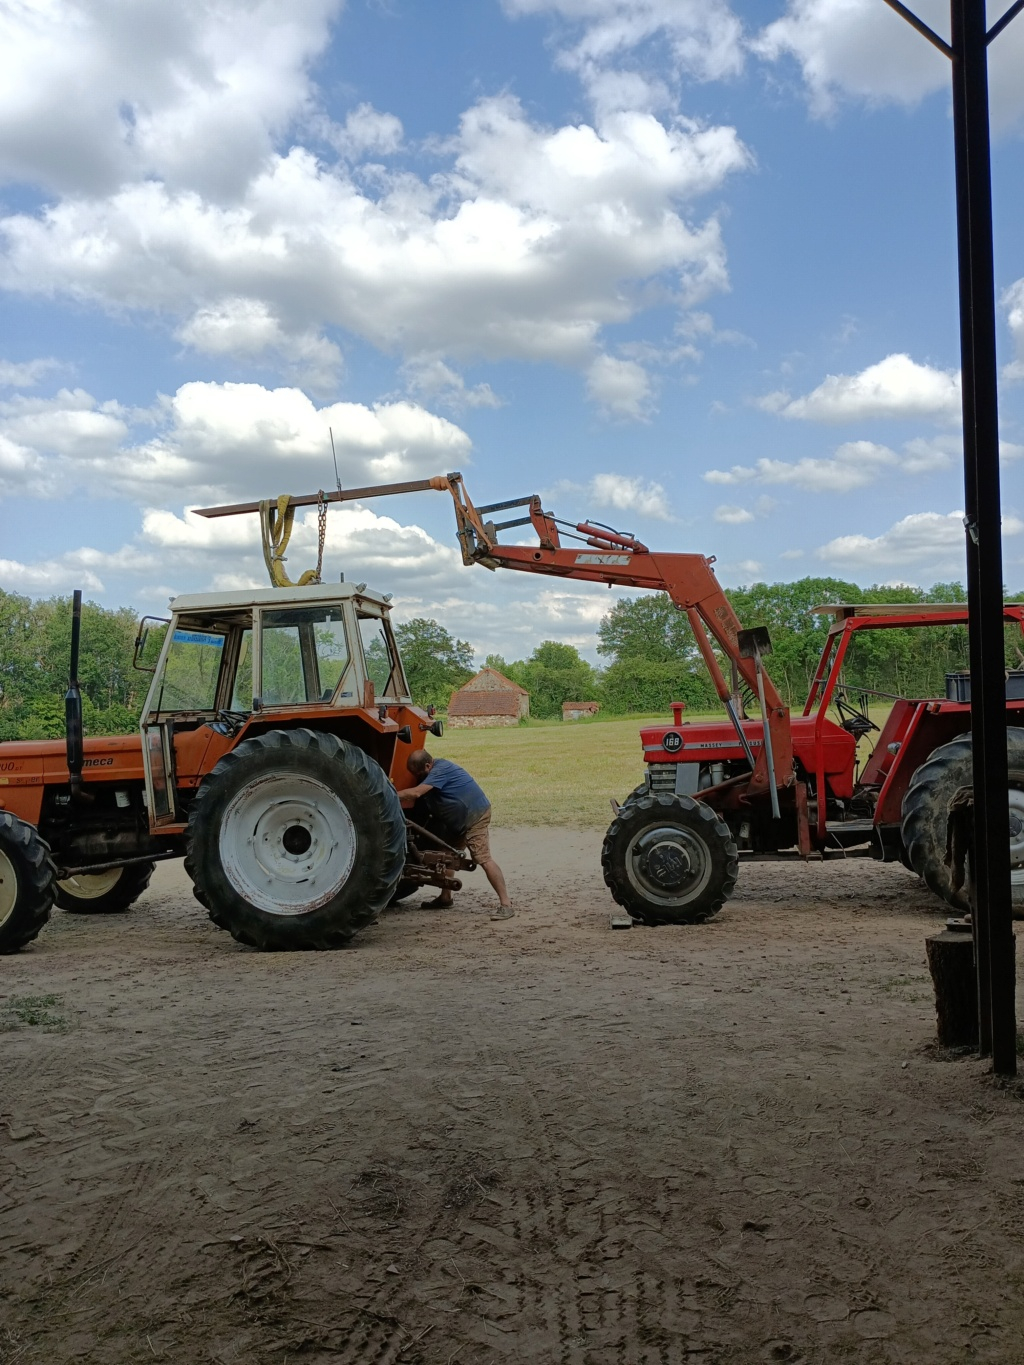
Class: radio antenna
329,426,342,496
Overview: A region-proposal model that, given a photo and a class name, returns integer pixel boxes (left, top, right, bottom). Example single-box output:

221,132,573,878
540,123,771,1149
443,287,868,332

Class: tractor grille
648,765,675,794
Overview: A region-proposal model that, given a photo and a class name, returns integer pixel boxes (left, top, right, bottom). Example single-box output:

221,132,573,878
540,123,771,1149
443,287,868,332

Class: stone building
447,668,530,729
562,701,601,721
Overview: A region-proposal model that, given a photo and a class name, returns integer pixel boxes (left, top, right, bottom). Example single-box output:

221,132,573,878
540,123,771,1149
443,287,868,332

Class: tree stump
925,930,977,1048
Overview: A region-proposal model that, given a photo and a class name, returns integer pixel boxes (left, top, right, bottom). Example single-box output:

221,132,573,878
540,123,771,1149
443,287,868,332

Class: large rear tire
901,727,1024,915
56,862,156,914
0,813,56,954
601,793,738,925
185,729,406,950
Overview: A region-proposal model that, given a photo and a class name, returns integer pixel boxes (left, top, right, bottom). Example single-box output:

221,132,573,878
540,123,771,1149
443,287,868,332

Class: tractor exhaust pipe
65,589,86,800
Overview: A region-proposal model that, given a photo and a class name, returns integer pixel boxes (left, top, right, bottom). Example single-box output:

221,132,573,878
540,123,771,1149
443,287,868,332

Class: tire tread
601,793,738,925
0,812,57,954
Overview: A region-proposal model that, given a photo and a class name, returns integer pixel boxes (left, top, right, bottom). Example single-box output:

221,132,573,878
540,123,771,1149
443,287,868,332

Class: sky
1,0,1023,664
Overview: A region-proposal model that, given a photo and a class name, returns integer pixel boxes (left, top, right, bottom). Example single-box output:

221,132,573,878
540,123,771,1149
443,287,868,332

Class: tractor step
824,818,876,848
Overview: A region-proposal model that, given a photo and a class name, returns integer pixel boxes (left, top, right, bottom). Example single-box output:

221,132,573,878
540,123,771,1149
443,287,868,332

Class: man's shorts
464,808,492,863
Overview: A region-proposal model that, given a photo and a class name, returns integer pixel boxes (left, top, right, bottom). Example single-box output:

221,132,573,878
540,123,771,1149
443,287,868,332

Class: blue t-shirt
424,758,490,831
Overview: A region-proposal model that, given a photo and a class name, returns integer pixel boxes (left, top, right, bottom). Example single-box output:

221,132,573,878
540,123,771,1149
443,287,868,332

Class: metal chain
315,489,327,583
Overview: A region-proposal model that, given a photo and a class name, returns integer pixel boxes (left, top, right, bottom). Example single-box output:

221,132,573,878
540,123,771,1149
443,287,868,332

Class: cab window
358,613,407,700
230,628,253,710
260,606,351,706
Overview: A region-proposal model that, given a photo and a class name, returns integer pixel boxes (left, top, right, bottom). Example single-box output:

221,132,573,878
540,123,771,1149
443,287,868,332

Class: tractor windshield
155,628,226,713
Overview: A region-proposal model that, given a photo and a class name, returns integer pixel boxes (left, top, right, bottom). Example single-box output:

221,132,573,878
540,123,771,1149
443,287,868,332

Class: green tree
595,592,716,713
600,658,716,715
0,590,144,739
509,640,597,719
725,576,862,705
597,592,699,664
394,617,474,710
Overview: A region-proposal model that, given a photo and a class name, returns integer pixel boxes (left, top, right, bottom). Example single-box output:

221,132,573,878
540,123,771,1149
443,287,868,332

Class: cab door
143,719,178,826
140,623,230,827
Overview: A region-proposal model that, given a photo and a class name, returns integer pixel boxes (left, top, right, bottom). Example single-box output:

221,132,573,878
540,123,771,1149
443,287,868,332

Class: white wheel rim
1009,788,1024,893
219,772,356,916
58,868,123,900
0,849,17,928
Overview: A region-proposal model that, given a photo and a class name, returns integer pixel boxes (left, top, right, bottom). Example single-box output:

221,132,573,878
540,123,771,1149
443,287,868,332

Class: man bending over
396,749,513,920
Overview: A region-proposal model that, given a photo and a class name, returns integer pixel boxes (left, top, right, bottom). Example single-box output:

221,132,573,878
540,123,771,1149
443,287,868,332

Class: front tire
901,727,1024,915
56,862,156,914
185,729,406,950
601,793,738,925
0,813,56,954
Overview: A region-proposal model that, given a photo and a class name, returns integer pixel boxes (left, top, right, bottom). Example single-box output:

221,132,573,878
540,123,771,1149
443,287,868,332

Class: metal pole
950,2,991,1055
949,0,1015,1074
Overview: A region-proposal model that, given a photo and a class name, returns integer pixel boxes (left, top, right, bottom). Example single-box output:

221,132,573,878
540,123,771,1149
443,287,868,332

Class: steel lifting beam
193,475,457,519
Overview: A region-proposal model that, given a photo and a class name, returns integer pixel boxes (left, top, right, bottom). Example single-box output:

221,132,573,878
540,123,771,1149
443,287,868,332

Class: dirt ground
2,830,1024,1365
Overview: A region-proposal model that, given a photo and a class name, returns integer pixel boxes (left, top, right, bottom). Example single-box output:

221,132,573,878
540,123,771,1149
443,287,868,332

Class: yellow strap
258,495,320,587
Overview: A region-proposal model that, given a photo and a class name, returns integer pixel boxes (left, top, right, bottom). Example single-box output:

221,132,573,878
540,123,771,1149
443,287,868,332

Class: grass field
431,702,892,828
431,713,724,828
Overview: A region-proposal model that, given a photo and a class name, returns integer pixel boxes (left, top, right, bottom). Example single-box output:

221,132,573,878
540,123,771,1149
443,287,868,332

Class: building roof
461,666,529,695
449,691,522,717
563,701,600,713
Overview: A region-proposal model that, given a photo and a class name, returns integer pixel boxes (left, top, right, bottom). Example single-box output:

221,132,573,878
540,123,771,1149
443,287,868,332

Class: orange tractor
0,559,463,954
2,471,1022,952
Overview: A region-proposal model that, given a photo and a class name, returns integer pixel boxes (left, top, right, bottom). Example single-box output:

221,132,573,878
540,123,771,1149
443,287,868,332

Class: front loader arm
445,475,794,796
194,470,794,797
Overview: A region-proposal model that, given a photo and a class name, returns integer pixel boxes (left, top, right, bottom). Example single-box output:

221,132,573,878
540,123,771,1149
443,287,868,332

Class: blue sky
1,0,1023,662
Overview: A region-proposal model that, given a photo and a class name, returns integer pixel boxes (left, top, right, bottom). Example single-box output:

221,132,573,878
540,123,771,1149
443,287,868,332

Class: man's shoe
490,904,514,921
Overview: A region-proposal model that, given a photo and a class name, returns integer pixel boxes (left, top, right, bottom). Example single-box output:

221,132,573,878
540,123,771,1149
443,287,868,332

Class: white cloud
0,94,749,415
176,299,343,394
0,357,59,388
503,1,745,112
0,380,471,504
705,439,902,493
757,354,961,423
586,354,654,419
311,103,403,160
818,510,1024,578
1005,279,1024,381
753,0,947,118
0,554,104,595
721,558,763,582
589,471,670,520
0,389,130,498
401,357,503,412
714,503,754,524
0,0,340,198
755,0,1024,128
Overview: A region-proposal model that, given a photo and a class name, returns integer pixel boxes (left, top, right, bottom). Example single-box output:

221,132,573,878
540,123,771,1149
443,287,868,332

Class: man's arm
395,781,435,802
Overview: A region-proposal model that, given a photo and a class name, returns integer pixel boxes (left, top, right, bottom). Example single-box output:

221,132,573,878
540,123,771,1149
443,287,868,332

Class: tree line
2,579,1022,739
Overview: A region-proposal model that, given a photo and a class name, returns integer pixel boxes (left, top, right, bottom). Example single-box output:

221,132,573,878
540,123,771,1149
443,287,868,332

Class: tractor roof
169,582,391,613
812,601,1024,616
812,602,973,616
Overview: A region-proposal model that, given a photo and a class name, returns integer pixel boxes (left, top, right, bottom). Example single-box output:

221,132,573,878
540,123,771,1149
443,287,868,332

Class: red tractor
433,475,1024,924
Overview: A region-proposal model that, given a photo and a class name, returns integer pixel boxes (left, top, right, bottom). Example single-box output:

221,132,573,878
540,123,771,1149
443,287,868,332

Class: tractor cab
142,581,409,723
138,583,413,829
